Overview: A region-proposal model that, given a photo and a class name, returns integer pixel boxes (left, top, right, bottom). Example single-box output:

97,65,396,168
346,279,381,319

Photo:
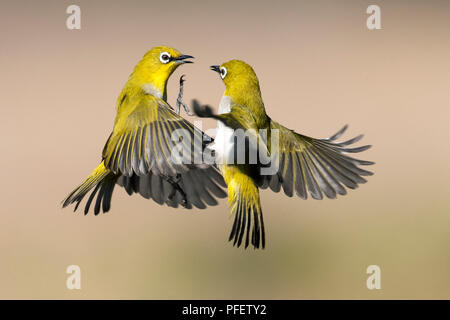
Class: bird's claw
179,74,185,86
166,174,189,208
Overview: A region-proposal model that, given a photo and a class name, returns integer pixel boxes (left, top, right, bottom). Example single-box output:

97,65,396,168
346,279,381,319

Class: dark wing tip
341,144,372,153
192,99,214,118
328,124,348,141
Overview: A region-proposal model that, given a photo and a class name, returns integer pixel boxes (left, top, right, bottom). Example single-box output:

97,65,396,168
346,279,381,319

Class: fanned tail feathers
227,174,265,249
62,162,117,215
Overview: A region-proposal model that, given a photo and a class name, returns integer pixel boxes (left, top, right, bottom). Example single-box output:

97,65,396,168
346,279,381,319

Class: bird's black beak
210,65,220,73
174,55,194,64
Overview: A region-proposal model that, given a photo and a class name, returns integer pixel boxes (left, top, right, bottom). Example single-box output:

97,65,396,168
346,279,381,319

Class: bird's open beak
210,65,220,73
174,55,194,64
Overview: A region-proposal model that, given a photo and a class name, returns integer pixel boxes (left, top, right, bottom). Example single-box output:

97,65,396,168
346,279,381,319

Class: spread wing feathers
63,95,228,215
63,162,226,214
62,162,118,215
103,95,205,177
117,166,227,209
260,123,374,200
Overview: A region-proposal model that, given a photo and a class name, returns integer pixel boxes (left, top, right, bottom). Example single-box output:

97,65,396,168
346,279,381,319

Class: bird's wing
193,99,373,200
116,166,227,210
99,94,227,209
103,94,207,177
258,121,374,199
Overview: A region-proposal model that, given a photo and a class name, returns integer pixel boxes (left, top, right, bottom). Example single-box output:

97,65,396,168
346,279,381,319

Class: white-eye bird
194,60,374,249
62,46,227,214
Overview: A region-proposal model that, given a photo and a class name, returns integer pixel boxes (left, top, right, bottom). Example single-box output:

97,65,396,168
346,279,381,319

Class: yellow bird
62,46,227,214
194,60,374,249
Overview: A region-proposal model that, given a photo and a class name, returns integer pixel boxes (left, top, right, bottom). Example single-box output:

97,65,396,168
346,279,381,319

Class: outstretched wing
117,166,227,209
103,94,208,177
259,122,374,199
72,94,227,213
193,99,373,200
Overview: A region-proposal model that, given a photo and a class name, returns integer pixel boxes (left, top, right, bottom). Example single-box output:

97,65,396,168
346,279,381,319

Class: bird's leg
176,75,194,116
165,174,188,208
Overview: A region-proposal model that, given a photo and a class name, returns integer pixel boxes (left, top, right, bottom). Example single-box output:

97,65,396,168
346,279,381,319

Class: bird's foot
166,174,189,208
176,75,194,116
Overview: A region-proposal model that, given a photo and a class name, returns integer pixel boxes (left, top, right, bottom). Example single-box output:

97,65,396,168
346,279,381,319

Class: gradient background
1,0,449,299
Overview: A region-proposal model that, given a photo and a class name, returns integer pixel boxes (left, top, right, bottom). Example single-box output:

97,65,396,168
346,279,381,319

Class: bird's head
140,46,193,74
130,46,193,99
210,60,261,99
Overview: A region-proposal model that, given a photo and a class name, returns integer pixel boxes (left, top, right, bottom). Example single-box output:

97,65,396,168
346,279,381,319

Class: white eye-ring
159,52,171,64
220,66,227,79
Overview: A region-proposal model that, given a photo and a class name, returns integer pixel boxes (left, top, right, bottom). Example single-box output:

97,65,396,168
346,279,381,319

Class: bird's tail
62,161,118,215
225,167,265,249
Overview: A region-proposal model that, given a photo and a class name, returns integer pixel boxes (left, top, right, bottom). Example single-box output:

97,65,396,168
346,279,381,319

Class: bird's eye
220,66,227,79
159,52,171,64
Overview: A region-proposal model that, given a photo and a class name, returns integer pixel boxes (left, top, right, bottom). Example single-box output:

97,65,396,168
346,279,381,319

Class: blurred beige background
1,0,449,299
